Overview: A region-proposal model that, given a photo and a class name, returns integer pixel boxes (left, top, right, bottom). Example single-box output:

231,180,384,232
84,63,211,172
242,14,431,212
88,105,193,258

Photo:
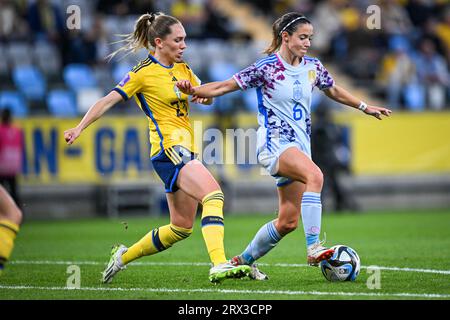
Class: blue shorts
151,145,198,193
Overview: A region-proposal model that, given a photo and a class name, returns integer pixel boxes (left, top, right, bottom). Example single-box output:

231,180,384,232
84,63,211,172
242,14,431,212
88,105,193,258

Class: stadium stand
1,0,448,114
12,65,46,101
63,63,98,93
47,89,77,117
33,41,62,79
0,91,28,118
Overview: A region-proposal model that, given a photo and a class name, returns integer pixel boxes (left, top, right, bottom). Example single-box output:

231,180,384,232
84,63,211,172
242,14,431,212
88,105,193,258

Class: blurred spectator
65,29,97,65
377,36,417,109
414,37,449,110
202,0,232,40
243,0,275,17
0,108,23,208
311,106,357,212
311,0,345,56
380,0,413,36
96,0,155,16
0,0,28,41
88,15,110,63
435,6,450,63
421,18,447,58
341,14,382,81
27,0,65,42
128,0,155,15
276,0,314,18
171,0,206,39
405,0,435,28
64,14,110,65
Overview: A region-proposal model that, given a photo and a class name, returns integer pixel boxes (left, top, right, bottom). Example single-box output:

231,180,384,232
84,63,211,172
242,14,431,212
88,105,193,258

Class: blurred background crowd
0,0,449,117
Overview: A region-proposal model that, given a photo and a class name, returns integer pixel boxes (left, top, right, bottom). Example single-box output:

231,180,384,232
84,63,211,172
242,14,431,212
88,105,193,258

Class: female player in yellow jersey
0,185,22,275
64,12,251,284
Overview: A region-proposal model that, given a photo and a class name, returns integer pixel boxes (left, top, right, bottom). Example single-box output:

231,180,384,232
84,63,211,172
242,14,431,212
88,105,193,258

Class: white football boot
307,240,335,266
230,256,269,281
102,244,128,284
209,261,251,284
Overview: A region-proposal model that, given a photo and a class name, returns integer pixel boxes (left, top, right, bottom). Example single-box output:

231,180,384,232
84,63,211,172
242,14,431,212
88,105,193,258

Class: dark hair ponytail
263,12,311,55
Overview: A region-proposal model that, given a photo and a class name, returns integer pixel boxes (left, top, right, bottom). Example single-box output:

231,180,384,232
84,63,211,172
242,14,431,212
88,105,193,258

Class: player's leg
231,181,305,280
122,190,197,263
0,185,22,274
277,147,334,266
177,159,251,283
102,190,197,284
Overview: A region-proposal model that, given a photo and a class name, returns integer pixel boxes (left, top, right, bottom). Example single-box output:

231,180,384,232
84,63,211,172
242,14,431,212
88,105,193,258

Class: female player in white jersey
177,12,392,280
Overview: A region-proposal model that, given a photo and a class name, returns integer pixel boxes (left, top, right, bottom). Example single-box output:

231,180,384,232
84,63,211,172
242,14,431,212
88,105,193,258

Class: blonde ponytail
106,12,179,61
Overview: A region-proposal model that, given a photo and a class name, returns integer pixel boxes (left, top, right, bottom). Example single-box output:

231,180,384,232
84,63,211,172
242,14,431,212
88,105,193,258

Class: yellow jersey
113,54,201,157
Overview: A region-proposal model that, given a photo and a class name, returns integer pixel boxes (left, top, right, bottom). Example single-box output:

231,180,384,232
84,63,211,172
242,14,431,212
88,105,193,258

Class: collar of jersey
148,53,174,69
276,52,306,70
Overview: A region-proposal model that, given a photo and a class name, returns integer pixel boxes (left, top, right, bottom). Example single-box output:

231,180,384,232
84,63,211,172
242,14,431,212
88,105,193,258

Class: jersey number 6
293,103,303,120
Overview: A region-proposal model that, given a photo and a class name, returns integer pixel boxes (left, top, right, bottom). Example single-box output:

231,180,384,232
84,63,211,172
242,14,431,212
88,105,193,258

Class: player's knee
306,168,323,190
0,203,22,225
10,206,22,225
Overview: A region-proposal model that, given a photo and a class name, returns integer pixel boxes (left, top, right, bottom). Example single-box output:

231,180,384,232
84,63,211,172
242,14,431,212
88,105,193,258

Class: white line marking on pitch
10,260,450,275
0,285,449,299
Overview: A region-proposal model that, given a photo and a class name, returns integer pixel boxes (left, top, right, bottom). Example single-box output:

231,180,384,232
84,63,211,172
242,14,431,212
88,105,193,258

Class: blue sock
301,192,322,247
240,220,282,264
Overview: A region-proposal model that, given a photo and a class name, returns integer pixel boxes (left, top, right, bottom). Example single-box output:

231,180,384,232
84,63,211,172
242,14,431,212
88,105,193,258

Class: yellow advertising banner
18,116,154,184
335,111,450,175
15,111,450,184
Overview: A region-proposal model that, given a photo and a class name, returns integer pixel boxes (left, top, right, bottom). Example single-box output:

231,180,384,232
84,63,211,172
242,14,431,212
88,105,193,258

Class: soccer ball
320,245,361,282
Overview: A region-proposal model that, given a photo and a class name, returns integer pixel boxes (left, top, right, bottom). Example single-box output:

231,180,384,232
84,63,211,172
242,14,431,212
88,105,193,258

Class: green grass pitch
1,209,450,300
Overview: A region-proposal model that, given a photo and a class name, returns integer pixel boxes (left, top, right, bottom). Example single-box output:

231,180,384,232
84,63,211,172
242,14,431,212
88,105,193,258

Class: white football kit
233,53,334,186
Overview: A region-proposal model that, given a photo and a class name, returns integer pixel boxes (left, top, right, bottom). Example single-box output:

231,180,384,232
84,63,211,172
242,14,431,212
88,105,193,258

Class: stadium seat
12,65,47,101
92,66,115,93
208,60,240,113
183,40,203,73
112,63,133,84
77,88,103,113
0,91,28,117
47,90,77,117
34,41,62,77
63,63,97,92
7,42,33,67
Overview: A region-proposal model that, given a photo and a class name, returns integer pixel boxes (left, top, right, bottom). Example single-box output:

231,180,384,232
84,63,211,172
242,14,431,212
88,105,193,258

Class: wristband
358,101,367,111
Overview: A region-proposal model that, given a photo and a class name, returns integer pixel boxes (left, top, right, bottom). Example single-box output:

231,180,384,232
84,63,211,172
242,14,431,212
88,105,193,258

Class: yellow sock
201,191,227,266
121,224,192,265
0,219,20,269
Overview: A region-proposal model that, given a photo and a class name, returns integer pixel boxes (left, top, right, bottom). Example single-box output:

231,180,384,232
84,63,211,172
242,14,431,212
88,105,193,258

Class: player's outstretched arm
324,85,392,120
177,78,240,98
191,95,213,105
64,90,123,145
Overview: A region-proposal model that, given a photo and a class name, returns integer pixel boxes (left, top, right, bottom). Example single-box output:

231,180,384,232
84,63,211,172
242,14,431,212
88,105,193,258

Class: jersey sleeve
315,59,334,90
233,63,264,90
112,71,142,100
186,64,201,87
